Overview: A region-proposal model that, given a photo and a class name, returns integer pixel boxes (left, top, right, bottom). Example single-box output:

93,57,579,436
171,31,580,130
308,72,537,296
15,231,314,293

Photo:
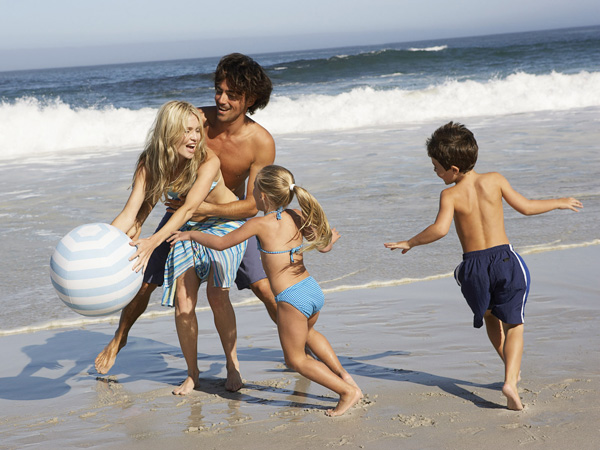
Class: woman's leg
173,267,201,395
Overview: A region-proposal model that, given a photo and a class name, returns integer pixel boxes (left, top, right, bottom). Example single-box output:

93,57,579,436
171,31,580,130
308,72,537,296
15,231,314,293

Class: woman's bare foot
225,366,243,392
173,375,199,396
95,336,126,374
502,382,523,410
326,387,362,417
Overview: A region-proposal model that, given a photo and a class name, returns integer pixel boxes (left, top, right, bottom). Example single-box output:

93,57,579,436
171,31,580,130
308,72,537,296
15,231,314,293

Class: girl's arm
168,217,264,250
500,174,582,215
384,189,454,253
130,151,222,272
318,227,340,253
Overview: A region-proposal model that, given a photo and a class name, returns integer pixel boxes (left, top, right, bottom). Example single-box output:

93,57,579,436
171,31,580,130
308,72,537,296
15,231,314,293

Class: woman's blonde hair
134,101,206,225
255,165,332,252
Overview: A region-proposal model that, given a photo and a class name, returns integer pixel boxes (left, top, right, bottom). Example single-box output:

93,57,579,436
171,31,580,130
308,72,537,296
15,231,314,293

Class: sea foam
1,71,599,162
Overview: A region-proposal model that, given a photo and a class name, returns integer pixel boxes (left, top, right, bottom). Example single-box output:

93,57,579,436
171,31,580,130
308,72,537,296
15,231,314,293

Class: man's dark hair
214,53,272,115
426,122,478,173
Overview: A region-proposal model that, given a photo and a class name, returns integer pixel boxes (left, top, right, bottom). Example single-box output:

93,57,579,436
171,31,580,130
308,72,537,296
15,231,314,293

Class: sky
0,0,598,71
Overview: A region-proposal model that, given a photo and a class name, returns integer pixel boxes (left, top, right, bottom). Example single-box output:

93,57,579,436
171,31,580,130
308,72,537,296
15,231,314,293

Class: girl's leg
277,302,361,416
173,267,201,395
306,328,362,396
501,322,524,410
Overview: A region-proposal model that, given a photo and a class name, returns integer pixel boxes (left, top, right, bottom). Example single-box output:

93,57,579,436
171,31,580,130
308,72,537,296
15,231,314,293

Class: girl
168,164,362,416
111,100,246,395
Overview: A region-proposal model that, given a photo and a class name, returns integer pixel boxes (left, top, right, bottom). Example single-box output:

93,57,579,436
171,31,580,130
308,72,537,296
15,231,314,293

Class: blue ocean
1,26,598,333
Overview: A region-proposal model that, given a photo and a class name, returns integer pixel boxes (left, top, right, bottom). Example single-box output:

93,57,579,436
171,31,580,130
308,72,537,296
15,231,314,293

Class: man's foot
502,382,523,410
326,386,362,417
225,366,243,392
173,375,199,396
95,336,126,374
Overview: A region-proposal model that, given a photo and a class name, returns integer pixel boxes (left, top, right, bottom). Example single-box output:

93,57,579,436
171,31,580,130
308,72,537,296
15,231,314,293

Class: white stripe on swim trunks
508,244,529,324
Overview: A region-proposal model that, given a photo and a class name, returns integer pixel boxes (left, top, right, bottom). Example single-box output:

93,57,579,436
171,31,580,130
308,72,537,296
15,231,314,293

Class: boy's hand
167,230,191,247
559,197,583,212
384,241,411,254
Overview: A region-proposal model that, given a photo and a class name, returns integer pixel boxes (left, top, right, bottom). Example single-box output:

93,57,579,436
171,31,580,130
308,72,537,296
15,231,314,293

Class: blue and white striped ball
50,223,143,316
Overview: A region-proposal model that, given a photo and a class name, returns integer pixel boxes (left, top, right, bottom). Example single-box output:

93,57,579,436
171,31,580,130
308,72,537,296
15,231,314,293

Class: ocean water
0,26,598,333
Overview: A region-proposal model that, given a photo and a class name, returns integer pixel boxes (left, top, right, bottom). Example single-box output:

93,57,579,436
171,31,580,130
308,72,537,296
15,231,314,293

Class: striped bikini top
168,180,218,200
257,207,303,263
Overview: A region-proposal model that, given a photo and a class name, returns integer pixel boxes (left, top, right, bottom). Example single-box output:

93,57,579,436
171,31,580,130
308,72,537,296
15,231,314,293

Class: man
95,53,276,393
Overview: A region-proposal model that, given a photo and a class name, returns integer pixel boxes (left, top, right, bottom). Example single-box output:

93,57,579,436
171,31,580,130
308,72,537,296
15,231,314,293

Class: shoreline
2,240,598,338
1,245,598,449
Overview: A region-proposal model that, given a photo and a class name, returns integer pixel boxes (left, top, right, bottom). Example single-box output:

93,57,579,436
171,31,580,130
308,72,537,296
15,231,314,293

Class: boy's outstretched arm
385,190,454,254
499,175,583,215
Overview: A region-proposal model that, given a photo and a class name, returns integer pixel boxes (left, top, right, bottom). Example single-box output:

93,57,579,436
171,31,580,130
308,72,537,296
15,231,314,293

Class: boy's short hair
214,53,273,115
426,122,478,173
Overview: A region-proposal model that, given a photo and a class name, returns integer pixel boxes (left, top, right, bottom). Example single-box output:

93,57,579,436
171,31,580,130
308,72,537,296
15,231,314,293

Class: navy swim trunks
143,211,173,286
454,244,530,328
234,235,268,290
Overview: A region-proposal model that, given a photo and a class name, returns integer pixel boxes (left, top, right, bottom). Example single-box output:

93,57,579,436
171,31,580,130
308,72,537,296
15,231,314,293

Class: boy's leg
501,322,524,410
483,310,505,361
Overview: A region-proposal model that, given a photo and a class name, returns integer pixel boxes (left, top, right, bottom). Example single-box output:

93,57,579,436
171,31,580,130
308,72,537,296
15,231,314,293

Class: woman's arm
130,151,222,272
111,166,150,234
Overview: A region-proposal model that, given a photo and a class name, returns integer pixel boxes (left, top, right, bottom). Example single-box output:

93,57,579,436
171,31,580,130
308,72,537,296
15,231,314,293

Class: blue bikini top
257,206,303,263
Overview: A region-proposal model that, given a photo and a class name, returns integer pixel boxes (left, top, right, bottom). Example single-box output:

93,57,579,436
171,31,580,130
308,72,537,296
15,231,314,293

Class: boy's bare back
444,170,511,253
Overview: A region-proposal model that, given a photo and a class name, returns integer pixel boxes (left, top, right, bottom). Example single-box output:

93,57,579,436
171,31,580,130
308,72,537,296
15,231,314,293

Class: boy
384,122,582,410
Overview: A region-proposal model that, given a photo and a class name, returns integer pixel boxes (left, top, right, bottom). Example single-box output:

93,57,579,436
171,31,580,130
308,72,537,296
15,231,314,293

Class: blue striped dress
161,218,247,307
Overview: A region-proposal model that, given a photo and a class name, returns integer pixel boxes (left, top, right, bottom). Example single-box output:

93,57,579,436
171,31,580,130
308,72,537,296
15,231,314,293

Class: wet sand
0,245,598,450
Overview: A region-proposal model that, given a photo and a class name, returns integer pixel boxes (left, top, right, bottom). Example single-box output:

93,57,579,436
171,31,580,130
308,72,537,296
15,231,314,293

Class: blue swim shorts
143,211,173,286
275,276,325,319
454,244,530,328
234,235,268,290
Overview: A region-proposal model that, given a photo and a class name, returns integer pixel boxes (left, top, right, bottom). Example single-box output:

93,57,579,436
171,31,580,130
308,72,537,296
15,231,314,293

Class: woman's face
177,113,202,160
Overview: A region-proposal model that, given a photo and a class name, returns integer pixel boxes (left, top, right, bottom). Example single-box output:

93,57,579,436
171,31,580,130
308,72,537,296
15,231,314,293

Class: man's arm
191,132,276,220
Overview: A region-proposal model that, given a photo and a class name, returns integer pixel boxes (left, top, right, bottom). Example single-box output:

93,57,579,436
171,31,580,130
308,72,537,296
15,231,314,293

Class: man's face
214,80,253,123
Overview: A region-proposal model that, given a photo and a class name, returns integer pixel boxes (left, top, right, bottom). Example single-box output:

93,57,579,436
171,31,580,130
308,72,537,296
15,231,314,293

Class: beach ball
50,223,143,316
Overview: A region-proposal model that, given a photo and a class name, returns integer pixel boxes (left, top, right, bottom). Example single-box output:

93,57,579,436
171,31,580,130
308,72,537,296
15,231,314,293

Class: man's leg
249,278,277,323
206,270,243,392
236,236,277,323
95,282,157,374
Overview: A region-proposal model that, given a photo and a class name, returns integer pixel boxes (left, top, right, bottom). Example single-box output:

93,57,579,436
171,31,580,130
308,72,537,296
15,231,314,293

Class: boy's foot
502,383,523,410
325,387,362,417
173,376,199,396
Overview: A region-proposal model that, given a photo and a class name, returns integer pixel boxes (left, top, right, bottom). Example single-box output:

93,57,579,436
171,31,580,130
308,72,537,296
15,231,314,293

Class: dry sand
1,245,598,449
